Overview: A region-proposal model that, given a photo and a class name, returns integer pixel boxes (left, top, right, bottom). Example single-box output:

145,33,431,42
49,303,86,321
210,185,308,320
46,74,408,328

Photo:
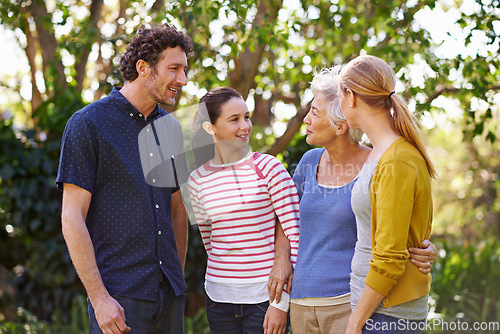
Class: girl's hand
263,305,287,334
408,239,437,274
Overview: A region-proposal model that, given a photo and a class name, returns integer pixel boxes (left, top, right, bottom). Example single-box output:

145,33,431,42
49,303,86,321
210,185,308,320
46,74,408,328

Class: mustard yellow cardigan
367,137,433,307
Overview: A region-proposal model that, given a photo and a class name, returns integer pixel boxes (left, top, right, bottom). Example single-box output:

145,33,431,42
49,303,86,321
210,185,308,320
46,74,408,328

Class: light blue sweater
290,148,357,299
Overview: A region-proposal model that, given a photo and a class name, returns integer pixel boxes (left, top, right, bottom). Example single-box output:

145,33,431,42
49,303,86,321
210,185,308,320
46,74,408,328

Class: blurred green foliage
0,295,208,334
184,308,210,334
0,122,79,321
0,296,210,333
429,238,500,330
0,295,88,333
428,110,500,240
1,0,499,328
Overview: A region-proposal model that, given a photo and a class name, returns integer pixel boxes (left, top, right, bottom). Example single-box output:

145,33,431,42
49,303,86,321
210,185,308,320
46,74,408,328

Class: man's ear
202,121,215,135
136,60,150,77
334,120,349,136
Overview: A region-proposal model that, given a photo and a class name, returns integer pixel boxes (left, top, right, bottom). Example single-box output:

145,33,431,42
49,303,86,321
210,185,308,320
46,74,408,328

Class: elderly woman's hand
408,239,437,274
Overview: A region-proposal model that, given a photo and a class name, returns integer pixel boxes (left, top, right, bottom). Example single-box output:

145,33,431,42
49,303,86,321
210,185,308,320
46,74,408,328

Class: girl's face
211,97,252,147
303,92,337,146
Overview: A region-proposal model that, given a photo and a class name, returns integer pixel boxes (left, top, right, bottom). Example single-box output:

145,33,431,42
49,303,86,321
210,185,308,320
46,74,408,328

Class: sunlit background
0,0,499,332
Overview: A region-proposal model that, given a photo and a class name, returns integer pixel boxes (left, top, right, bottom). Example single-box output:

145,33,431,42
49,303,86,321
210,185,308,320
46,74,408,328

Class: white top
291,293,351,307
206,281,291,312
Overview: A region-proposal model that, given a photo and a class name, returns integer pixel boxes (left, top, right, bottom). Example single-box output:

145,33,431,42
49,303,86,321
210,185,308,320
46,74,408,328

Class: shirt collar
109,87,162,121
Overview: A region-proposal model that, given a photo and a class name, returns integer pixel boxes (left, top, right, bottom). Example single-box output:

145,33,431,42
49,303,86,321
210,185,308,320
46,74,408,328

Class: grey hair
311,66,363,143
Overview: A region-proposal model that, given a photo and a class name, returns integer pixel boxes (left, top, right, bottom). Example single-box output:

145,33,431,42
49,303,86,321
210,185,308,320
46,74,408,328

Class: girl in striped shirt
187,87,300,334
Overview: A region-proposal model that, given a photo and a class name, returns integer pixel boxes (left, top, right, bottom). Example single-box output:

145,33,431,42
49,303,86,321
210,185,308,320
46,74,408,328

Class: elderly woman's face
303,92,337,146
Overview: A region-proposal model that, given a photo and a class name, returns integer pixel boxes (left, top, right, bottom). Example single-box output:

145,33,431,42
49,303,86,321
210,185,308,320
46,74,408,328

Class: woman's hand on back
408,239,437,274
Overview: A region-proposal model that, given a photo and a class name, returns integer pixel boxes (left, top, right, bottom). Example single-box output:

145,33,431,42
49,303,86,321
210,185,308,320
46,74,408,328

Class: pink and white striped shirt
187,152,300,285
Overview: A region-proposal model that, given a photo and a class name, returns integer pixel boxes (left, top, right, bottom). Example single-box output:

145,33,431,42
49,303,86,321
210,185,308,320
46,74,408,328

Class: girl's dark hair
199,87,243,124
120,23,193,82
191,87,243,168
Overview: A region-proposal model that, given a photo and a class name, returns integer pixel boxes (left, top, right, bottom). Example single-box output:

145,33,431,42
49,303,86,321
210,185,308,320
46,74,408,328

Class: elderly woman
268,66,436,334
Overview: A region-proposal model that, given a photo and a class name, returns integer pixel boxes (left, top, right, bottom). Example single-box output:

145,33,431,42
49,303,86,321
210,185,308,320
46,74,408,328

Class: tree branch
426,84,500,105
151,0,165,13
75,0,104,92
266,101,310,156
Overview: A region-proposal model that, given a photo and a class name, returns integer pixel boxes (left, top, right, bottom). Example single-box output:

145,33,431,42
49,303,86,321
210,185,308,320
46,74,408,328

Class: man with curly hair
57,23,193,334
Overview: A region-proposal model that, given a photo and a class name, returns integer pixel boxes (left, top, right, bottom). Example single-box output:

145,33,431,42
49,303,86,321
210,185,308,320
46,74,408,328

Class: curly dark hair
119,23,193,82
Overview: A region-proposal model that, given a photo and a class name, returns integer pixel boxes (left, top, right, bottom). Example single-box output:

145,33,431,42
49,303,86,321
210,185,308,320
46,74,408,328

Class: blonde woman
338,56,436,334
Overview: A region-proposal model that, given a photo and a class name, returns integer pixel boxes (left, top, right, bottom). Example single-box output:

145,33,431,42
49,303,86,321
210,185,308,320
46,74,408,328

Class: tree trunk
93,0,129,101
23,17,42,114
28,0,67,91
228,0,283,100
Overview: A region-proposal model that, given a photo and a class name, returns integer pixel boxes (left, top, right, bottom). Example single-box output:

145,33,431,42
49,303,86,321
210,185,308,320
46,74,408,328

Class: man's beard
147,71,176,106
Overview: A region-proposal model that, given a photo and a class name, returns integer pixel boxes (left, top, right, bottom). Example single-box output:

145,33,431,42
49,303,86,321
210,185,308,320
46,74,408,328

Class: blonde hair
311,66,363,143
338,55,437,178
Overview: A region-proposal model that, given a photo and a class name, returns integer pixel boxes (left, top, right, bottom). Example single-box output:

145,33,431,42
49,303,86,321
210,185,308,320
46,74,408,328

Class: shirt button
129,113,133,117
150,153,154,157
159,261,162,265
139,114,143,117
147,129,150,132
152,179,156,183
383,299,390,306
158,231,162,235
155,204,159,209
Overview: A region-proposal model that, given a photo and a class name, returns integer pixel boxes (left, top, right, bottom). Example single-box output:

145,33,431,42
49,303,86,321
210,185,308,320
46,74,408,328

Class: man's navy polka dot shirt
56,87,188,300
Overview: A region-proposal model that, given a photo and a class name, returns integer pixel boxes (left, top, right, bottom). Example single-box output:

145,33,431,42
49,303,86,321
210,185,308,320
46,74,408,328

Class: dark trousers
363,313,425,334
205,296,269,334
88,279,186,334
205,296,290,334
